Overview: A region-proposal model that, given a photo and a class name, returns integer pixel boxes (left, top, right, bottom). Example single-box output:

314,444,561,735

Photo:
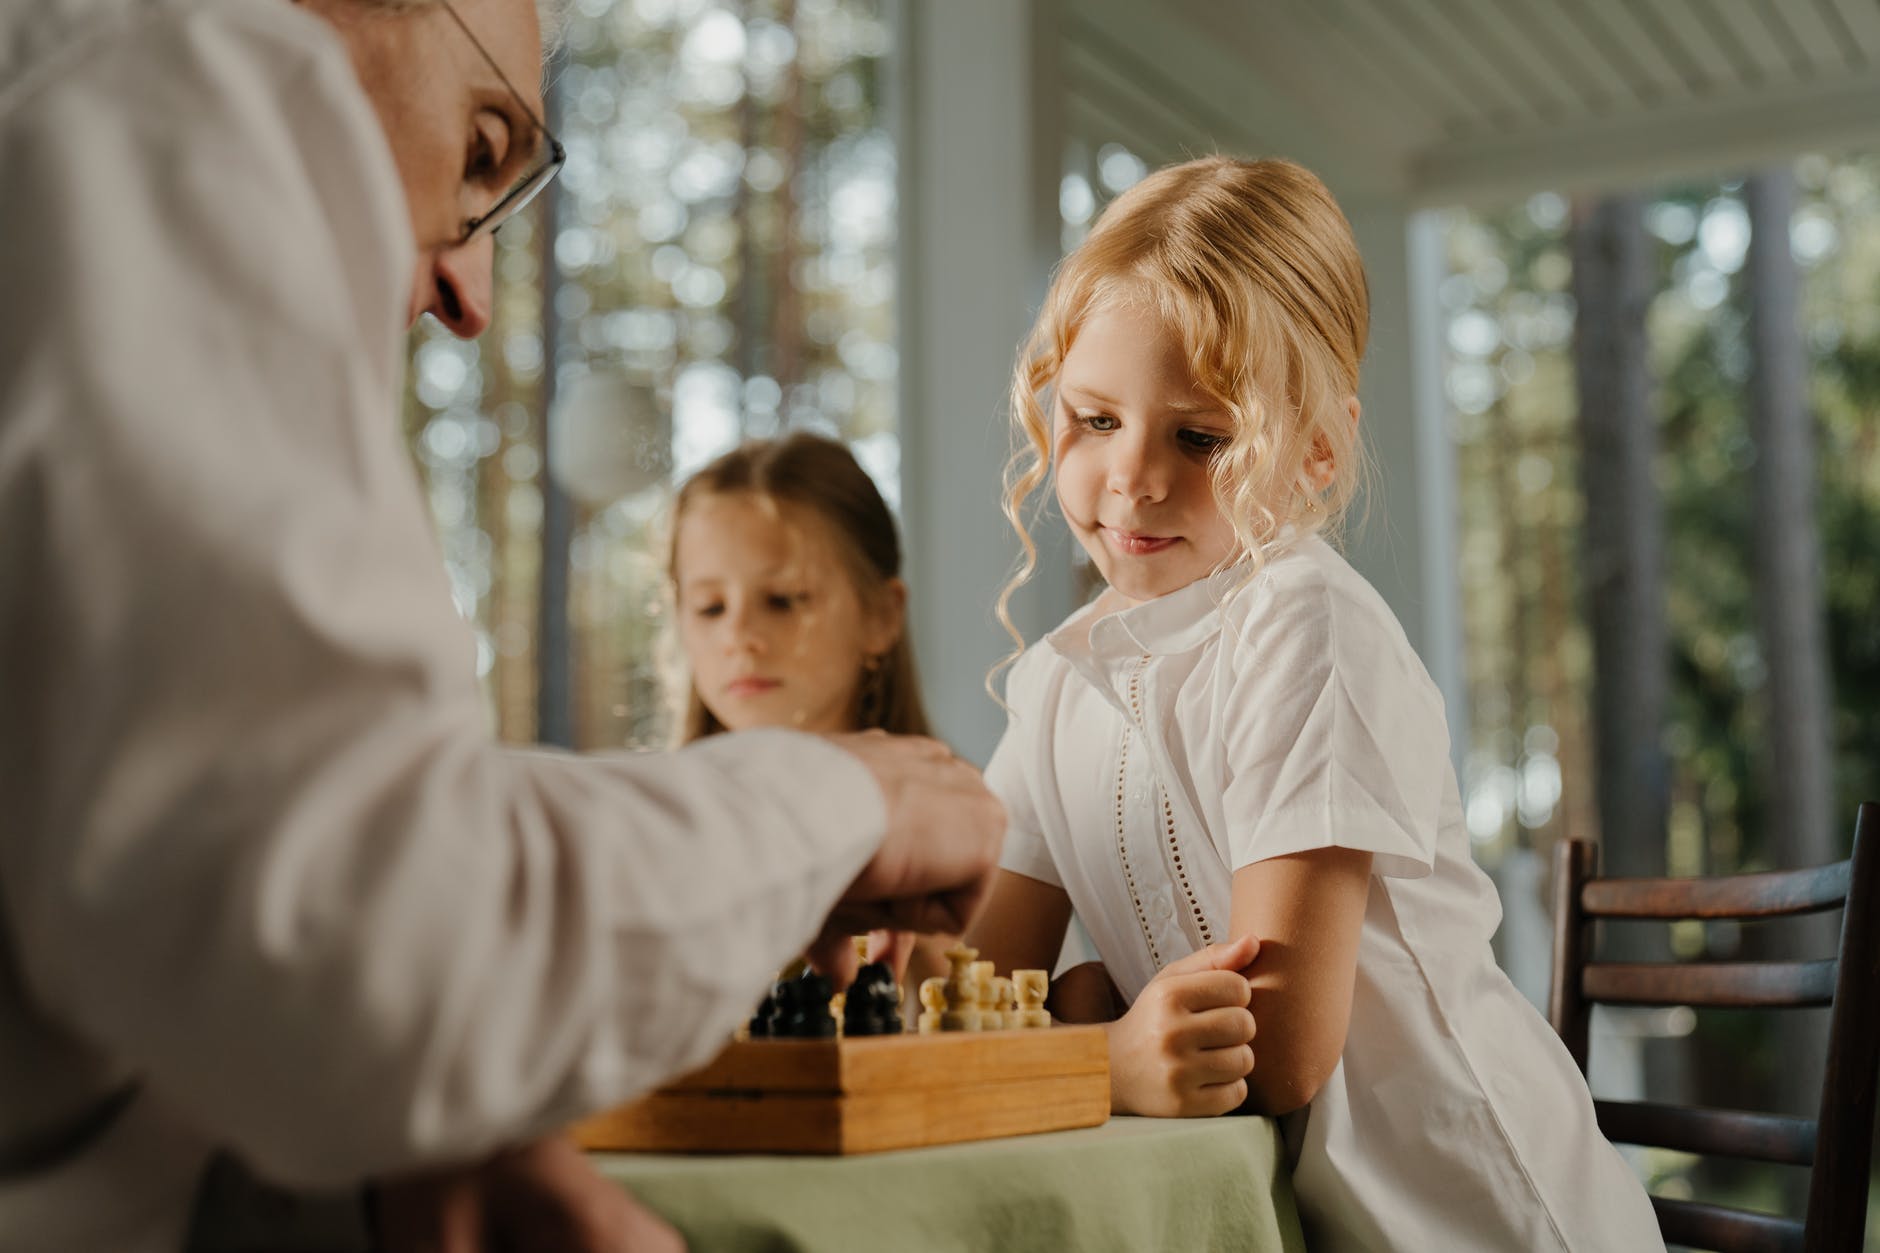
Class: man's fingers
866,929,918,979
804,932,860,990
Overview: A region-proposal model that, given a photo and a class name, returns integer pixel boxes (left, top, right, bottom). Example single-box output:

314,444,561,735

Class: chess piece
844,960,903,1036
941,945,982,1032
1012,969,1051,1029
761,977,798,1037
992,975,1016,1032
785,969,836,1038
747,988,776,1038
917,977,947,1034
969,960,999,1030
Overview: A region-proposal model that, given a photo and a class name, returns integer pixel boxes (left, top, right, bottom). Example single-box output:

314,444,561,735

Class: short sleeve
985,649,1064,889
1219,581,1450,879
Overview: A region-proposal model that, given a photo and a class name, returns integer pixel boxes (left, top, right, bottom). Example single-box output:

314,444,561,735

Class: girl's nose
723,604,767,654
1108,433,1167,502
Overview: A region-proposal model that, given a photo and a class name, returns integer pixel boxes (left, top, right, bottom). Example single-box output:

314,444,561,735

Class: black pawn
844,961,903,1036
763,979,799,1038
747,989,775,1038
787,969,836,1038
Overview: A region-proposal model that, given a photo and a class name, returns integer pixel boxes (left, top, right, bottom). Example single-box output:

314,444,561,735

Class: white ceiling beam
1410,72,1880,206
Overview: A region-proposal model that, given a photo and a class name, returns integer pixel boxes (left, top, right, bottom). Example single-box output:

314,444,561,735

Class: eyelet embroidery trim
1115,715,1162,971
1112,658,1158,970
1162,786,1213,945
1126,655,1214,951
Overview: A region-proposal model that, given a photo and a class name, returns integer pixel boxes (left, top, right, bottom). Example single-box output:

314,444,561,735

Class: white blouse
0,2,885,1250
989,537,1663,1252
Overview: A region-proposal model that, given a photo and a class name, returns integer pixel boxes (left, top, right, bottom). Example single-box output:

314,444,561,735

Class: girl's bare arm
961,870,1072,977
1229,846,1373,1115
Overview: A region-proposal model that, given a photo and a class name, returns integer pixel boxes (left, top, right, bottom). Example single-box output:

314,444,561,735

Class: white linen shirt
989,537,1663,1252
0,2,887,1250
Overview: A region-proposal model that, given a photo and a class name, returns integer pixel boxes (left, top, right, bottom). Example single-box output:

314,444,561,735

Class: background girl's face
1052,302,1240,604
675,492,896,734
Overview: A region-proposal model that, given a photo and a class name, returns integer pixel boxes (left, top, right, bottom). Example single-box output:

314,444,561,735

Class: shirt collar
1047,560,1256,666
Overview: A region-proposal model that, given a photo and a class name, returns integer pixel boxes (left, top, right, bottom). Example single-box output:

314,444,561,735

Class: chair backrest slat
1653,1197,1804,1253
1548,802,1880,1253
1581,959,1837,1008
1582,862,1851,919
1594,1099,1815,1166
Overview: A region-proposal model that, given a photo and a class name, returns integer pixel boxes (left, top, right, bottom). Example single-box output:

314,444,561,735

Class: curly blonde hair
996,156,1370,663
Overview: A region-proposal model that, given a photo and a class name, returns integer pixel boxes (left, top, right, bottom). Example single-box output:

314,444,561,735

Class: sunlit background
395,2,1880,1234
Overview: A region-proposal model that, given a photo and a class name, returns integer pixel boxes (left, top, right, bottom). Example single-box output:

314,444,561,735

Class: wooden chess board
570,1025,1109,1155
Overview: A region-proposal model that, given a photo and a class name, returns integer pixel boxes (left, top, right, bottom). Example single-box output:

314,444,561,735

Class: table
591,1115,1305,1253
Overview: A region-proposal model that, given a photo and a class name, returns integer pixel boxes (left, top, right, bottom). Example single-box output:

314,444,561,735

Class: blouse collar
1047,559,1258,667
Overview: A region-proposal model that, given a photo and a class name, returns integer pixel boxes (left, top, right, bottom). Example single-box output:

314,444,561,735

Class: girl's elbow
1245,1053,1339,1116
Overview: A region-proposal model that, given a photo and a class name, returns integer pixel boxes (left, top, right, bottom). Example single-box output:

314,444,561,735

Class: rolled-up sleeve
986,651,1064,888
0,4,881,1188
1217,584,1447,880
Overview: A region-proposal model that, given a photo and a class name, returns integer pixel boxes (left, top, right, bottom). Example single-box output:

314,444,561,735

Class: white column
1342,202,1468,766
893,0,1075,764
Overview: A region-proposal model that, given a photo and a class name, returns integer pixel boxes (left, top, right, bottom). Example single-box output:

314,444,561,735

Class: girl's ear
864,577,909,657
1304,396,1361,492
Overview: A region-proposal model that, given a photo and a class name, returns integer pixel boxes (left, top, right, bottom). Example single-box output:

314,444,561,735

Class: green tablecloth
590,1115,1305,1253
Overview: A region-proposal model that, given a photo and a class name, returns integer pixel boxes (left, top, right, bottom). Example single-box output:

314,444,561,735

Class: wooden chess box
571,1025,1109,1155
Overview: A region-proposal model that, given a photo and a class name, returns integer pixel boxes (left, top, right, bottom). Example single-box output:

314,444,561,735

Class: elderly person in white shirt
0,0,1004,1250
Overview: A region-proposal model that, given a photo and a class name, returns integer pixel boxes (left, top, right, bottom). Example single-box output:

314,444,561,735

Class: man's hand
1104,936,1259,1118
806,732,1004,984
373,1135,685,1253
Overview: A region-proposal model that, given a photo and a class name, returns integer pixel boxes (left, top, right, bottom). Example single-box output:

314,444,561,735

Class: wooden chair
1548,802,1879,1253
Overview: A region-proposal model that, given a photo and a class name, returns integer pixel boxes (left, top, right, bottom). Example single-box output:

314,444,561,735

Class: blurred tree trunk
1571,194,1681,1100
1571,195,1669,883
1743,168,1837,1125
769,0,803,402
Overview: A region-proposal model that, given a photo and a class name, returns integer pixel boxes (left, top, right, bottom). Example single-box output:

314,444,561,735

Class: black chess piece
843,961,903,1036
787,969,836,1038
747,989,775,1038
763,978,800,1038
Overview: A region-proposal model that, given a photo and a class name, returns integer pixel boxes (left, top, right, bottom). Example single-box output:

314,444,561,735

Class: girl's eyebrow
1061,384,1223,417
1060,384,1119,405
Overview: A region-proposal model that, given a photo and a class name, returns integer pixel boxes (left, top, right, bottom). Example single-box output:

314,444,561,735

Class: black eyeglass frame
441,0,566,246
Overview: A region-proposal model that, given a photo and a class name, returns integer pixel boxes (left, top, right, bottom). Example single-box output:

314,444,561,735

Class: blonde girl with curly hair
964,156,1662,1253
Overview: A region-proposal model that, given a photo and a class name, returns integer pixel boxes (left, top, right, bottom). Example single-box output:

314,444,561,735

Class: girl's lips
1103,527,1178,555
726,677,782,697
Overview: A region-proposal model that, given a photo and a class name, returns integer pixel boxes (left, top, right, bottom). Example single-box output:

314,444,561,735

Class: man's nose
418,235,495,338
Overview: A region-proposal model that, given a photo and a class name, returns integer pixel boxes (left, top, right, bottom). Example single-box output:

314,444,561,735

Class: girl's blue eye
1180,429,1229,453
695,603,725,618
1078,412,1119,432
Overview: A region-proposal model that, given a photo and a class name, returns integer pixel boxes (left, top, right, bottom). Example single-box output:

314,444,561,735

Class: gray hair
356,0,570,55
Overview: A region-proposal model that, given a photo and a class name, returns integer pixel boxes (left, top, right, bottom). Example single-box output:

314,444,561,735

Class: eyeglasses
441,0,566,246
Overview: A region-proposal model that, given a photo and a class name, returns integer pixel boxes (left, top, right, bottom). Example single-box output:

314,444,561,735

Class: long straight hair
666,432,932,743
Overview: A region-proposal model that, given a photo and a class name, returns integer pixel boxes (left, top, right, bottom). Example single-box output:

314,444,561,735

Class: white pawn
941,945,981,1032
969,960,999,1030
985,970,1015,1030
1012,969,1051,1029
917,976,947,1034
